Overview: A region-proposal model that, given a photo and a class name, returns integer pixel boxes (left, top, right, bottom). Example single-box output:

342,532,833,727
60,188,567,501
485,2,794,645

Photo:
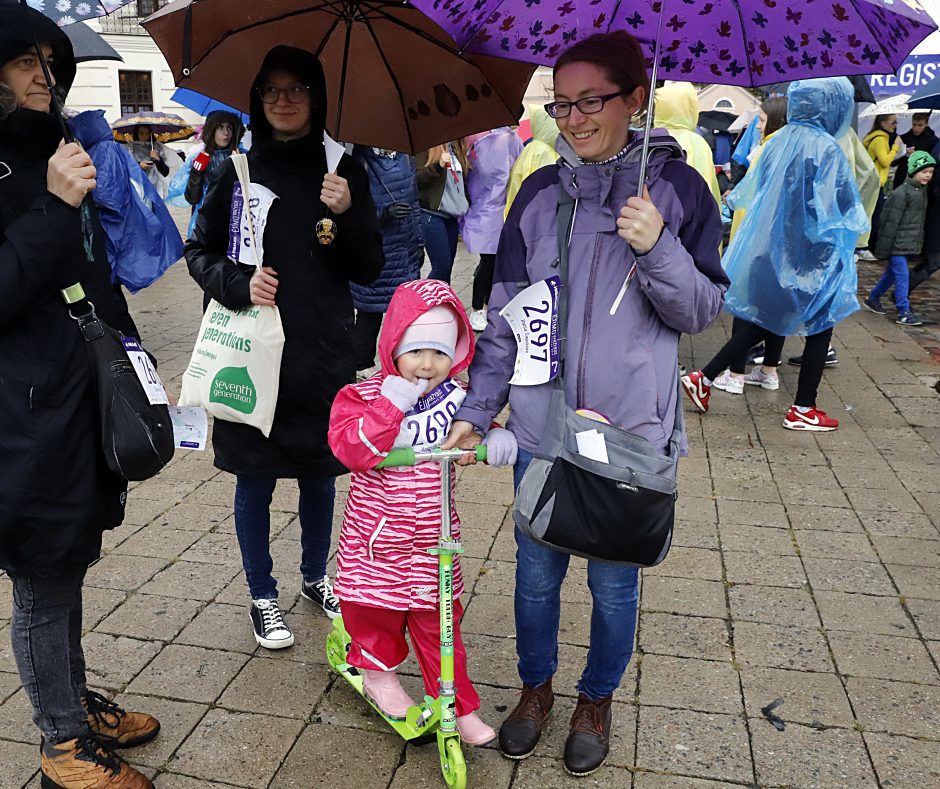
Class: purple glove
484,427,518,468
380,375,426,413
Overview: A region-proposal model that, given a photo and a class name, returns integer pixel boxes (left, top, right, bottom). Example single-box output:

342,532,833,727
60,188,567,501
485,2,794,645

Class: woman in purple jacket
444,31,728,776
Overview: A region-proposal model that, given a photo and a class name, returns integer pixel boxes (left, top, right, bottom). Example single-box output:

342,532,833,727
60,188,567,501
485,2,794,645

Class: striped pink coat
329,280,475,611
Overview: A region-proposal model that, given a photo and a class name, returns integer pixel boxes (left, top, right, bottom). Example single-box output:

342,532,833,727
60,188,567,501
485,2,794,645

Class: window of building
137,0,169,16
119,71,153,115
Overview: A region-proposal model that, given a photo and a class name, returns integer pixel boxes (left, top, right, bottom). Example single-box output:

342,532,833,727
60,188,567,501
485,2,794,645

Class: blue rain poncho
723,78,868,337
166,146,235,237
69,110,184,294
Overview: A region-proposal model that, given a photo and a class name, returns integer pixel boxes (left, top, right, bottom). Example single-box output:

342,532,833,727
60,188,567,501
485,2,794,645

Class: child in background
864,150,936,326
328,279,517,746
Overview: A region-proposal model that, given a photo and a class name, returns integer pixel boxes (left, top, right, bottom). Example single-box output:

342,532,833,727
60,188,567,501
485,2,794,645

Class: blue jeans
512,449,640,700
233,475,336,600
422,210,459,284
10,567,90,744
870,255,911,313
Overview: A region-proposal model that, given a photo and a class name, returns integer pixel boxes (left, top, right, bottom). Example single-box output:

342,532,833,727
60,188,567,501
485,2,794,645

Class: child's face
395,349,453,395
913,167,934,185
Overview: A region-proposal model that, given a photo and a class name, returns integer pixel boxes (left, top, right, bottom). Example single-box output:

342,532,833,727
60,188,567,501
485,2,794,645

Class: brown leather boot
563,693,613,776
497,679,554,759
83,691,160,748
40,735,153,788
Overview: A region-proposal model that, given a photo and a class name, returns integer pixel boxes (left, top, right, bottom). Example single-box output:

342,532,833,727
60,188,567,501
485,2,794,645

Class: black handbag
65,285,175,481
511,187,680,567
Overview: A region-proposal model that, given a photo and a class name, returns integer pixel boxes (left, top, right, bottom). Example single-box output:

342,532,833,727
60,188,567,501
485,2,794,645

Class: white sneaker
743,367,780,390
249,598,294,649
469,309,487,332
712,370,744,394
856,249,877,262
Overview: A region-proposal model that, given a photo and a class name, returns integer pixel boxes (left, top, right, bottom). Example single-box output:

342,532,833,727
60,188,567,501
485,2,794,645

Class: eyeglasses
544,91,626,119
258,83,310,104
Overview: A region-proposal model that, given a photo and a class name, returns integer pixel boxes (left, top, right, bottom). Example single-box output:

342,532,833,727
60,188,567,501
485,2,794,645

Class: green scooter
326,445,487,789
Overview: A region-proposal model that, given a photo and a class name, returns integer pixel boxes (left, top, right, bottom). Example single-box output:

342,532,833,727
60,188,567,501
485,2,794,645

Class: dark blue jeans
512,449,640,699
233,475,336,600
10,567,90,744
870,254,911,313
422,210,459,284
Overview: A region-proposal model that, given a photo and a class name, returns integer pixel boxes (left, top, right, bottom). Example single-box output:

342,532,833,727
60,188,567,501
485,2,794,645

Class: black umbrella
760,75,876,104
64,21,122,63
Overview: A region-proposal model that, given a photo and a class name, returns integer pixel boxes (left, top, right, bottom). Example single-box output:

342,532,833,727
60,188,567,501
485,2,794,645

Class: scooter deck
326,617,444,741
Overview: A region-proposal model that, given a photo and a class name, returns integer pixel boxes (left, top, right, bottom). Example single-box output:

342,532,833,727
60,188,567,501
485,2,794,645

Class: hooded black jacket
0,6,139,576
185,46,384,478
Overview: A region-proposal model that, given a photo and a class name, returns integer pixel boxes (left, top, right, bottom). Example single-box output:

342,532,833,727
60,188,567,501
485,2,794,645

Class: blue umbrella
170,88,249,125
907,73,940,111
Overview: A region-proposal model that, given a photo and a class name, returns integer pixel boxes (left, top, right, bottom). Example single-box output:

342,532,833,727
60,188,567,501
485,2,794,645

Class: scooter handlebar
375,444,487,469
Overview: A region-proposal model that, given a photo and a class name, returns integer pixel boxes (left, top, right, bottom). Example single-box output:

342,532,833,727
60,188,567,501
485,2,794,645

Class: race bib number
122,337,168,406
393,380,466,450
499,276,560,386
227,181,278,267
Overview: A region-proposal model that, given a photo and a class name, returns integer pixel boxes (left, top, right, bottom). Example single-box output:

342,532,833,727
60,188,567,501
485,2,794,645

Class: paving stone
887,564,940,601
389,740,512,789
138,561,241,601
632,774,738,788
777,481,851,509
638,654,741,715
127,644,250,703
727,584,820,629
96,593,202,641
793,531,879,563
870,535,940,568
179,532,244,566
864,732,940,786
732,622,833,672
635,706,753,783
645,547,723,582
124,495,172,526
716,499,788,528
258,609,334,666
829,632,938,684
157,502,233,532
641,577,727,619
219,657,331,718
740,667,854,728
638,613,731,662
846,676,940,739
846,486,925,514
0,670,21,703
100,521,145,553
111,527,203,559
0,688,38,743
858,509,940,539
907,598,940,639
148,775,236,788
0,739,39,789
183,480,238,508
751,721,878,788
802,557,897,595
724,552,808,589
82,632,162,689
174,602,259,654
170,707,303,787
814,591,914,637
85,554,169,592
81,585,128,630
511,756,630,788
111,693,208,768
784,505,864,533
671,519,720,551
719,524,796,555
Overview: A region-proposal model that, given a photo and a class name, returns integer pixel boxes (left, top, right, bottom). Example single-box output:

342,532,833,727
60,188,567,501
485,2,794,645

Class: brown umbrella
141,0,535,154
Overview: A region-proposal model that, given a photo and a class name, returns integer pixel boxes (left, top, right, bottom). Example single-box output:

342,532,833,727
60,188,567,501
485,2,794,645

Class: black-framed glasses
544,91,627,119
258,83,310,104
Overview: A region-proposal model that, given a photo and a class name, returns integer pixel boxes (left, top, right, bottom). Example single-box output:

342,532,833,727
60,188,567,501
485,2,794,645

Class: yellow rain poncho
504,105,559,217
654,82,721,204
839,130,879,248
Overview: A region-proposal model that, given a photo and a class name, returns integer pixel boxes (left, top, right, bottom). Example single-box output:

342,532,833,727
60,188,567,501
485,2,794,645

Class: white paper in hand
323,132,346,174
170,406,208,451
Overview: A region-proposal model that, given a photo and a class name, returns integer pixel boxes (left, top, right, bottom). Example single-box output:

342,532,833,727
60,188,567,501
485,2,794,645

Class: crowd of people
0,2,936,786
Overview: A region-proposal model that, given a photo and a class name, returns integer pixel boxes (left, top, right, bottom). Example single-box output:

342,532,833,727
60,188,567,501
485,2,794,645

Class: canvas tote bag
179,153,284,437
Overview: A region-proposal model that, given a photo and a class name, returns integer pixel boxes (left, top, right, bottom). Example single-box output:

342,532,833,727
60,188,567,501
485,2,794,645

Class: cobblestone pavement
2,234,939,788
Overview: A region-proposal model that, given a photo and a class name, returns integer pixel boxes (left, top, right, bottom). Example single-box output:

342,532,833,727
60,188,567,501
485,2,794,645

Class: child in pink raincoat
328,279,517,746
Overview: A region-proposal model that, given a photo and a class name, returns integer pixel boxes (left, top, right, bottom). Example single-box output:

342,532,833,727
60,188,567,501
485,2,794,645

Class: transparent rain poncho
723,78,869,337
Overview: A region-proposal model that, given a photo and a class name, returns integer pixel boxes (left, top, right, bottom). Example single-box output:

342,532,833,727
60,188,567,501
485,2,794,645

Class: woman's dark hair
553,31,651,104
873,114,896,133
202,111,244,154
761,97,788,137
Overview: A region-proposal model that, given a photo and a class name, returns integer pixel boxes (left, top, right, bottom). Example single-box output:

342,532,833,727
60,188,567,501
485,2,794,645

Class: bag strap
554,183,576,389
230,152,262,271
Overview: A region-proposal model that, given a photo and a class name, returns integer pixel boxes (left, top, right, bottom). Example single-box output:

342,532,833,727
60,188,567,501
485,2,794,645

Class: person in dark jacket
909,137,940,294
349,145,423,372
864,150,935,326
892,112,938,190
185,45,384,650
0,7,159,788
415,141,469,283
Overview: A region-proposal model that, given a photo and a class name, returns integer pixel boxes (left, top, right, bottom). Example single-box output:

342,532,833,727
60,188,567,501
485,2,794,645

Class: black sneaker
249,598,294,649
301,576,342,619
746,342,765,365
788,347,838,368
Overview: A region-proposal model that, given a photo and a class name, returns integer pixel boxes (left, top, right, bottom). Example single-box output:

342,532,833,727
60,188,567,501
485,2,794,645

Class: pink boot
456,712,496,746
361,669,415,720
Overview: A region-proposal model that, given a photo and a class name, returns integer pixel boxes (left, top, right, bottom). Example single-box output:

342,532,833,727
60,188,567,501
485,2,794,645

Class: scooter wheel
440,737,466,789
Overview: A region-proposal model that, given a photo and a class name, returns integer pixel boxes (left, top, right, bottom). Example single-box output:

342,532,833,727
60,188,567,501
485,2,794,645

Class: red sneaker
680,371,711,413
782,406,839,432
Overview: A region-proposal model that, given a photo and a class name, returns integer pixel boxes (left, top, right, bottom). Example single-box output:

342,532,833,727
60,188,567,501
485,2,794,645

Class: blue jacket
350,147,423,312
69,110,183,293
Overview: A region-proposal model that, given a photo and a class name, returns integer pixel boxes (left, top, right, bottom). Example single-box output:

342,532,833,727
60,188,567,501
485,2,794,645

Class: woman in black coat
0,6,158,787
186,45,383,650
